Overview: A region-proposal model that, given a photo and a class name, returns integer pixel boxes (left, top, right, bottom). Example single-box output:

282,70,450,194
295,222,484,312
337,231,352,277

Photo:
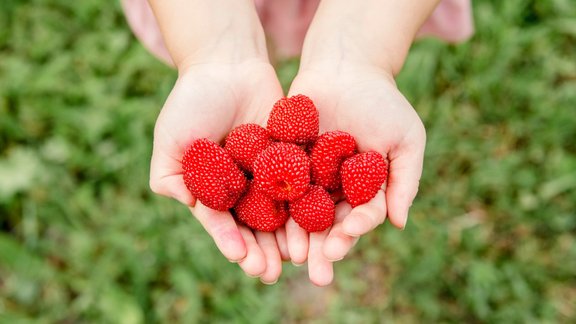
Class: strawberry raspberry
182,138,247,211
310,131,357,191
253,142,310,201
340,151,388,207
224,123,271,173
234,182,289,232
267,94,319,145
289,185,335,232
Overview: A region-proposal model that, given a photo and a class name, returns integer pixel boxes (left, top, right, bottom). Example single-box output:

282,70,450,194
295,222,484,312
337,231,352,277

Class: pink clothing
122,0,474,66
418,0,475,43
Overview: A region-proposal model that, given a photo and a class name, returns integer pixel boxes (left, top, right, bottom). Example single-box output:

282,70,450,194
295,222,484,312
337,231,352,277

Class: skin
148,0,437,285
285,0,439,286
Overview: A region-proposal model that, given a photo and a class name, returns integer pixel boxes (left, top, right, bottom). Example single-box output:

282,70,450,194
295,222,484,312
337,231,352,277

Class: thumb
385,124,426,228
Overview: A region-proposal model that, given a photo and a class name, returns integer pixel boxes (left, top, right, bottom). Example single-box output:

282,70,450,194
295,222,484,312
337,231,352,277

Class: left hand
287,62,426,286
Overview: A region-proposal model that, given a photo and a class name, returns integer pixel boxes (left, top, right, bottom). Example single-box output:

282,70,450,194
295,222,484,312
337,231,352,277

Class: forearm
300,0,441,75
148,0,268,70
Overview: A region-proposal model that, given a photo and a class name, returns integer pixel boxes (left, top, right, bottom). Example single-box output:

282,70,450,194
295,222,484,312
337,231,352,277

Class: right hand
149,59,287,284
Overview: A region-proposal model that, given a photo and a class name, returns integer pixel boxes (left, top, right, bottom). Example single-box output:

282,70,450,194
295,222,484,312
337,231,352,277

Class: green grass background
1,0,575,322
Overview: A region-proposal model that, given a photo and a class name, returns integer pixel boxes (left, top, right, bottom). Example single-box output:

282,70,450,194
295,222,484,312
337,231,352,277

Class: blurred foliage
1,0,575,322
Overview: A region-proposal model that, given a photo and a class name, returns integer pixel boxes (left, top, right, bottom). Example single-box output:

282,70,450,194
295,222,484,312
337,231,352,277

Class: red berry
182,139,247,211
253,142,311,201
289,185,335,232
341,151,388,207
224,123,271,173
310,131,357,191
267,94,319,145
234,182,289,232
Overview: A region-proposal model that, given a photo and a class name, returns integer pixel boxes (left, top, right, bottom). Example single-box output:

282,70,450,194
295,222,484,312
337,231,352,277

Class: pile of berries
181,95,388,233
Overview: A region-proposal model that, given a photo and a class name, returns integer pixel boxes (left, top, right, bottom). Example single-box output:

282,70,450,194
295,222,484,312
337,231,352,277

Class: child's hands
146,0,435,287
288,63,426,286
149,60,287,284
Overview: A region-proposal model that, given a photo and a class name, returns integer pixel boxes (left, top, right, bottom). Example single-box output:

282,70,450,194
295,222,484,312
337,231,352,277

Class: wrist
293,58,397,100
175,30,269,73
149,0,269,70
299,25,407,78
299,51,397,79
299,0,440,76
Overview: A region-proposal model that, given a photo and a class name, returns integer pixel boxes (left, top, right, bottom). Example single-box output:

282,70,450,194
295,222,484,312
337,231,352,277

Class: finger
341,190,387,236
150,174,195,206
386,127,425,229
285,218,309,265
190,203,246,262
308,230,334,287
255,232,283,284
237,226,267,278
150,143,195,206
275,227,291,261
323,203,360,261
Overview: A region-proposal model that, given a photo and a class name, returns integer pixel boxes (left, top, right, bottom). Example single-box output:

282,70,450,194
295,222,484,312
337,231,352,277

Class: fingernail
228,256,246,263
400,216,408,230
260,278,278,285
291,261,305,267
326,256,344,262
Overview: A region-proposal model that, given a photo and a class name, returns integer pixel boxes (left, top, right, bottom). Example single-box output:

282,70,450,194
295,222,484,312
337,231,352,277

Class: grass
1,0,575,322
